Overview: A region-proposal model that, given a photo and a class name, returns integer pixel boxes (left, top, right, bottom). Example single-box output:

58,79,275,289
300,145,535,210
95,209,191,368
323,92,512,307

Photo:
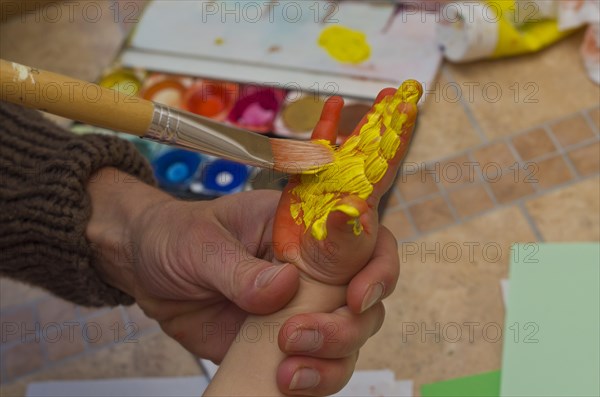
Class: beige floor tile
550,114,596,148
44,324,86,362
0,332,202,396
84,308,125,347
397,166,439,202
408,196,455,233
0,279,49,310
382,209,415,242
588,107,600,132
0,306,36,345
487,169,535,204
447,32,600,139
530,155,575,190
404,74,482,164
511,128,557,161
130,331,202,377
448,185,495,219
2,340,45,381
473,142,518,170
568,141,600,176
37,296,78,327
357,206,537,389
439,154,481,190
526,177,600,241
381,186,401,211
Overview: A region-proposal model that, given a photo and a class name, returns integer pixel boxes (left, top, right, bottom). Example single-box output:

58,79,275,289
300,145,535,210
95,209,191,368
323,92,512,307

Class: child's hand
273,85,420,287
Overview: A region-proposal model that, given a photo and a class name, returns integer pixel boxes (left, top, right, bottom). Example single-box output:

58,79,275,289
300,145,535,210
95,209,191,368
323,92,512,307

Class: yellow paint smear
318,25,371,65
290,80,422,241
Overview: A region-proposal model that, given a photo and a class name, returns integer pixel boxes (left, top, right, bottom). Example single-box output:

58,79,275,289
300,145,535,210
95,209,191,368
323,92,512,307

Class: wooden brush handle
0,59,154,136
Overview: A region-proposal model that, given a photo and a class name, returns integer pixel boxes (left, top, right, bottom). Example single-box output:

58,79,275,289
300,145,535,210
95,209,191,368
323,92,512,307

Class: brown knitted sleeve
0,101,156,306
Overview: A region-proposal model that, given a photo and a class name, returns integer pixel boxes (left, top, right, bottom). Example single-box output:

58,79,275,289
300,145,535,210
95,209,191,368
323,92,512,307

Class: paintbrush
0,59,333,174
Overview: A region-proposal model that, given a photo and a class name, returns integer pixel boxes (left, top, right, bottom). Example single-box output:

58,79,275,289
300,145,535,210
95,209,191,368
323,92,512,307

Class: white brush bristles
270,139,334,174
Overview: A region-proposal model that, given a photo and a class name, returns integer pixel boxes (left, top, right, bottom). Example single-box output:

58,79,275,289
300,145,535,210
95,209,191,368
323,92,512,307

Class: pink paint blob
228,87,285,133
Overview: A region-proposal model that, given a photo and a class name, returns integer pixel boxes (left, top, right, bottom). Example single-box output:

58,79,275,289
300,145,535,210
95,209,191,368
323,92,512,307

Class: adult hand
85,165,396,394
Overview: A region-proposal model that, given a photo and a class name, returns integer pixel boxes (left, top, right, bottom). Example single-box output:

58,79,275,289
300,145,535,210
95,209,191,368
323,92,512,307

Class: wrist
281,274,347,315
242,275,347,350
206,273,347,395
85,167,172,297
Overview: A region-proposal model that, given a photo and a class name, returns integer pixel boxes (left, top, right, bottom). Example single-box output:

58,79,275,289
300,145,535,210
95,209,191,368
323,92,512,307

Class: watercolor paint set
73,63,389,199
71,0,440,200
72,119,289,199
72,67,370,198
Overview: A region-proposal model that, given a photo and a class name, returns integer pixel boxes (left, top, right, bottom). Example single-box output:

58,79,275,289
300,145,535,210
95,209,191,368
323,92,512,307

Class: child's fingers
369,101,419,203
312,89,394,145
345,88,397,140
311,96,344,144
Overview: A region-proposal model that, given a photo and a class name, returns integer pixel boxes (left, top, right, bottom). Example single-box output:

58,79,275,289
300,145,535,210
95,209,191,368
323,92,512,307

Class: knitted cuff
0,102,156,307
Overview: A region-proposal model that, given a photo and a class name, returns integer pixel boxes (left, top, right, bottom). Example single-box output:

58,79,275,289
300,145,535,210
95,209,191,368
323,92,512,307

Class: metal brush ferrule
144,103,274,168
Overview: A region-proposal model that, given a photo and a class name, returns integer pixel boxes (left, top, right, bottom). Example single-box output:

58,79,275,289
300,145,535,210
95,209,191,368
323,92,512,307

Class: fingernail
361,282,384,312
255,264,287,289
289,368,320,391
285,329,323,353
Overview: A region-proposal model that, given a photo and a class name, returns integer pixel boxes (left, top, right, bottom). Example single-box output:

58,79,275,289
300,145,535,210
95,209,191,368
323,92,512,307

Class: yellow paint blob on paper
290,80,423,240
318,25,371,64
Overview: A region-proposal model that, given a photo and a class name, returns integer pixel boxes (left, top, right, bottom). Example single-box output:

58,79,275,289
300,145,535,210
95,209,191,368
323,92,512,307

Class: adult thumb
210,252,300,315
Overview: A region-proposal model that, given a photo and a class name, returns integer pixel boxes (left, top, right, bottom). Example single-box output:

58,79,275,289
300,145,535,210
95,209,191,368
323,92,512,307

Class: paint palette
273,92,327,139
119,69,292,134
227,85,286,133
79,64,377,199
337,100,373,141
74,0,438,205
153,149,254,197
97,0,441,145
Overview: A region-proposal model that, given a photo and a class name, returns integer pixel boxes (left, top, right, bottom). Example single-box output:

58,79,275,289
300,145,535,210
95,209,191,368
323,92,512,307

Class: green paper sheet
501,243,600,396
421,370,500,396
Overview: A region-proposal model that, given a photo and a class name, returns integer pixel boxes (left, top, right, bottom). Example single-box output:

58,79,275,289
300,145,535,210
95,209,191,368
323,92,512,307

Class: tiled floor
1,2,599,396
384,104,599,240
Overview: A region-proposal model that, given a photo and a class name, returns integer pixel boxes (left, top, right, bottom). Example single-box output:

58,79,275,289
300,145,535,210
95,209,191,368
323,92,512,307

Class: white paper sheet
27,371,412,397
199,359,413,396
122,0,441,100
25,377,209,397
333,370,413,396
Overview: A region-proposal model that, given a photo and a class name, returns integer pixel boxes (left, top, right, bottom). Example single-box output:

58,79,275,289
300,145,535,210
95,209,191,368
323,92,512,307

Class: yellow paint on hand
290,80,423,240
318,25,371,65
